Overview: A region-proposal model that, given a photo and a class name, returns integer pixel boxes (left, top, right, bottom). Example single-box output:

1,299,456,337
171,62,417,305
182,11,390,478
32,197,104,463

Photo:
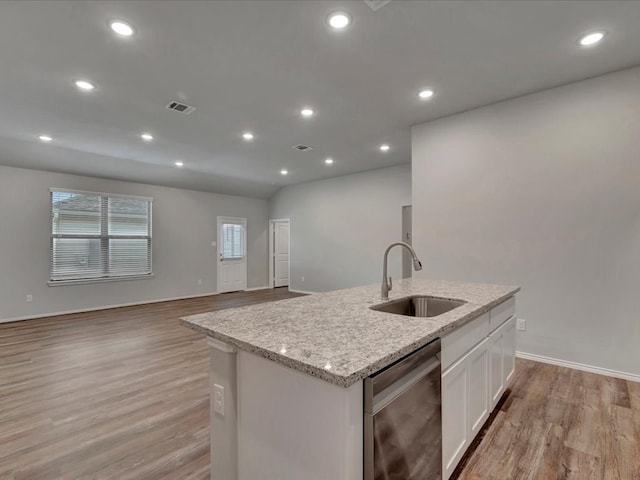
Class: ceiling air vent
363,0,393,11
165,101,196,115
292,144,313,151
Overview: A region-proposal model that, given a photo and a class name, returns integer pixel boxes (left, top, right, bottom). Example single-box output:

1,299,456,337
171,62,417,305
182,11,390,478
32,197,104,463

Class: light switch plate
517,318,526,331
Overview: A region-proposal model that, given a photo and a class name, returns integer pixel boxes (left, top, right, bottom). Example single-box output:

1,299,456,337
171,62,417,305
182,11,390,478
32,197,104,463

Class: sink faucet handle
388,276,392,291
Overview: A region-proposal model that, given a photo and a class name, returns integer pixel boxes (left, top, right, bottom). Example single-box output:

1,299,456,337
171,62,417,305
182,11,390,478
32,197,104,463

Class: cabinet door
489,326,505,409
467,338,490,439
503,316,516,386
442,358,468,480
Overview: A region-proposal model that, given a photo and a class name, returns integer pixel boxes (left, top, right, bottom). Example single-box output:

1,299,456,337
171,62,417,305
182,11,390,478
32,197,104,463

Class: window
221,222,245,260
50,189,152,283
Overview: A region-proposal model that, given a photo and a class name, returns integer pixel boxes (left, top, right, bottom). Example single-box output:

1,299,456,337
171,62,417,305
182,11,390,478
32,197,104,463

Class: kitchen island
181,278,519,480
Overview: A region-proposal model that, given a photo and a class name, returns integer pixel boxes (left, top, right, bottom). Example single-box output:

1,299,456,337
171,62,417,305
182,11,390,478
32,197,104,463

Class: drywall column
208,338,238,480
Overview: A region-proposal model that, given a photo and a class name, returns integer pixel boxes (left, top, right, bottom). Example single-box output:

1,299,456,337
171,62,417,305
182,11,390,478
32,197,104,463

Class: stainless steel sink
370,295,466,318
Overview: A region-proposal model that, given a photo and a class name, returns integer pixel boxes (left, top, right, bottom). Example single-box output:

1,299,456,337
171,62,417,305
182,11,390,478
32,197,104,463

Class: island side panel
208,339,239,480
237,350,363,480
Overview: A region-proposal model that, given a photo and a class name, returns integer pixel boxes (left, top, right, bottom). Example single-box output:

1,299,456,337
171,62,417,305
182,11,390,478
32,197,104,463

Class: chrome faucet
381,242,423,300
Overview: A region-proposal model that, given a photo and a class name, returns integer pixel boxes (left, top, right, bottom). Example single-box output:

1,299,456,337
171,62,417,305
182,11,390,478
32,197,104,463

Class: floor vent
165,101,196,115
363,0,393,11
292,144,313,151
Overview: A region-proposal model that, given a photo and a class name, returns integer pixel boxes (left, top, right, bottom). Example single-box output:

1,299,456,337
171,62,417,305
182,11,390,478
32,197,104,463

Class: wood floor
0,288,303,480
1,289,639,480
452,359,640,480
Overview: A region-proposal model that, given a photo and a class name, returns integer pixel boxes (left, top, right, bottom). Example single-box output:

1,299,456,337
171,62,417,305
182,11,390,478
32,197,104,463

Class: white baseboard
244,286,271,291
0,285,299,324
288,288,318,295
516,351,640,383
0,292,218,324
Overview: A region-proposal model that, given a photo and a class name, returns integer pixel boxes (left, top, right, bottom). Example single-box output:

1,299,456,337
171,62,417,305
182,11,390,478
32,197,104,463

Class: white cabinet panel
442,337,491,480
237,351,363,480
489,296,515,332
503,316,516,385
442,357,468,480
488,315,517,409
489,324,505,408
441,312,490,371
467,338,490,438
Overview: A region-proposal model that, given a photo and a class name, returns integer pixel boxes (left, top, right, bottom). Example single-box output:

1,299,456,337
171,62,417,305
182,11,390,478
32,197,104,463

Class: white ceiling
1,1,639,198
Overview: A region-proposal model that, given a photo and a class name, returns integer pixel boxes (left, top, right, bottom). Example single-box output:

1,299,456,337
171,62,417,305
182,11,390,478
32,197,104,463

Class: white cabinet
442,337,490,480
503,317,516,385
441,297,517,480
441,312,489,371
442,355,468,479
489,323,505,407
488,315,517,409
467,338,490,438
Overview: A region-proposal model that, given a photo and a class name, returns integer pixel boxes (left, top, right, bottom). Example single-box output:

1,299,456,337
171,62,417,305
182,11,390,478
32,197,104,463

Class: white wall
269,165,411,293
0,165,269,321
412,66,640,377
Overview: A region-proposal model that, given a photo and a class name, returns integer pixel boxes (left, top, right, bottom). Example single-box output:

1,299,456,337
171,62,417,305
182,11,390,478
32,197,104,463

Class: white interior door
217,217,247,293
273,221,289,287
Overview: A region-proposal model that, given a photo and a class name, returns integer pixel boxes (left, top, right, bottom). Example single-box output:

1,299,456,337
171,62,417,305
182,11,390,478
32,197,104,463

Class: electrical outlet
25,295,33,303
197,279,202,286
517,318,526,331
301,276,305,282
211,241,216,247
213,384,225,416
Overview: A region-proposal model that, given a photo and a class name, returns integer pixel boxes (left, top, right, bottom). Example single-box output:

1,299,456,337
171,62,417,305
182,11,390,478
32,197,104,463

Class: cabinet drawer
489,296,515,332
441,312,490,372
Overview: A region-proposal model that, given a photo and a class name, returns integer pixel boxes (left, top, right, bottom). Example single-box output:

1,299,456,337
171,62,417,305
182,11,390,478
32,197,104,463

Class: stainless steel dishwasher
364,339,442,480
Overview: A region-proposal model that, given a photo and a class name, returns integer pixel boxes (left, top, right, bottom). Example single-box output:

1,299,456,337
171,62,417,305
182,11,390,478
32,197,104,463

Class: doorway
217,216,247,293
402,206,413,279
269,219,290,288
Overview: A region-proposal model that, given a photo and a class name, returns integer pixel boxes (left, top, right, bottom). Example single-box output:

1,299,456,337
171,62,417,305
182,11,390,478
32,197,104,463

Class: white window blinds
50,189,152,282
221,223,245,260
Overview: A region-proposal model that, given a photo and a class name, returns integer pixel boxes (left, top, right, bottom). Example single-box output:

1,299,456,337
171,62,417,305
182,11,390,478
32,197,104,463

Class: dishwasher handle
368,356,440,415
364,338,441,414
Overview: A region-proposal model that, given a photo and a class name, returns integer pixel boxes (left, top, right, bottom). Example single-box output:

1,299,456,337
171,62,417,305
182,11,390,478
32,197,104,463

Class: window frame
48,188,154,286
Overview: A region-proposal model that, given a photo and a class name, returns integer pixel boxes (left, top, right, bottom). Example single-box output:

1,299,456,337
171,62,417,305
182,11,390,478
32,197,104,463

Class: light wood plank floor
2,290,639,479
452,359,640,480
0,288,303,480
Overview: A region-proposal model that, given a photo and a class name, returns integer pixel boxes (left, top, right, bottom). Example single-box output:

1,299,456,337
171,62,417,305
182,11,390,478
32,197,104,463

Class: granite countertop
180,278,519,387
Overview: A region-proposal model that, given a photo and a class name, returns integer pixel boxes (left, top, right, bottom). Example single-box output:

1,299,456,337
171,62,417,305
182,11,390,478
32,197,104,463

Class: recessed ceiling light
325,157,334,165
110,20,135,37
242,132,254,141
38,135,53,142
300,108,315,117
140,133,153,141
328,12,351,29
75,80,96,91
280,169,288,175
579,31,605,46
174,161,184,167
379,144,390,152
418,89,435,99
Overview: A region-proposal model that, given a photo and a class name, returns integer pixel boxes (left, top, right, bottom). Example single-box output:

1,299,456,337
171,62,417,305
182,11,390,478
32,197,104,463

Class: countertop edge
180,286,520,388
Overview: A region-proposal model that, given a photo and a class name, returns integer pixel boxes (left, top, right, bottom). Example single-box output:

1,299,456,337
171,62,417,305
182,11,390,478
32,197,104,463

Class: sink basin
370,295,466,318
